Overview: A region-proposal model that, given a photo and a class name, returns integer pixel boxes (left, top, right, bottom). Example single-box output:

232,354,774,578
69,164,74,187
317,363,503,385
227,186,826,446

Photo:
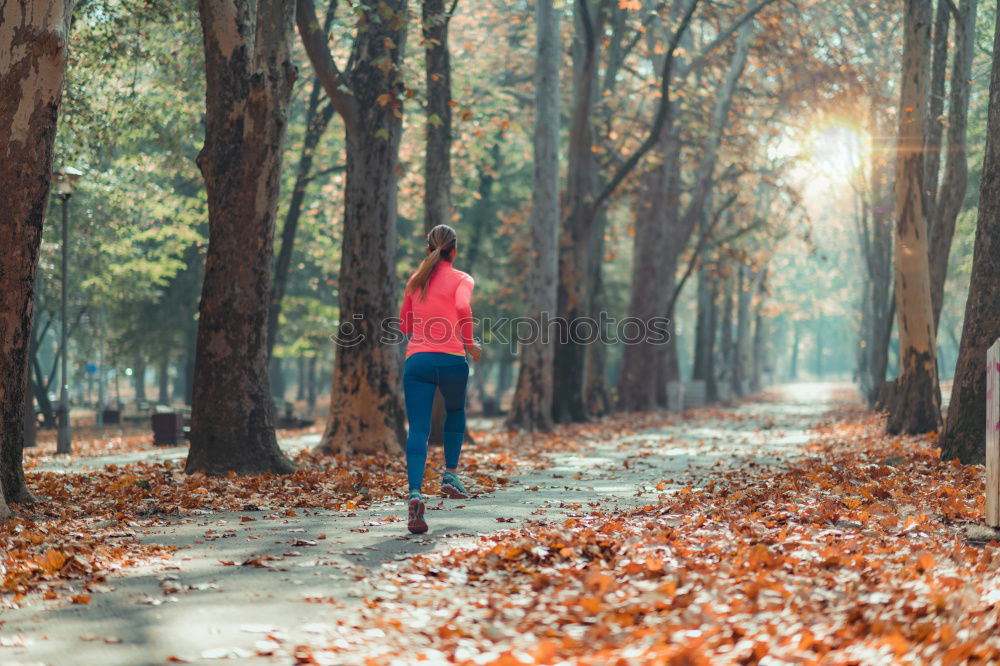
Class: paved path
0,383,848,665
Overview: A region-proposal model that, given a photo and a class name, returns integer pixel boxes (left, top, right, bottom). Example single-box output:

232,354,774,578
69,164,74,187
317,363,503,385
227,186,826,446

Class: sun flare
805,123,870,179
771,120,872,186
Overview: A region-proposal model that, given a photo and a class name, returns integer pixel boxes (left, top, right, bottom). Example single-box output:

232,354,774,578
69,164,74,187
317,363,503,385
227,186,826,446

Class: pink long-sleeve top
399,262,475,358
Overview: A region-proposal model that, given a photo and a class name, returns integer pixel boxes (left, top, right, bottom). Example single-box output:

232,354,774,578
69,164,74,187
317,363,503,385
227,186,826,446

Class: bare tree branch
295,0,358,131
577,0,595,52
682,0,781,76
666,192,739,316
591,0,700,210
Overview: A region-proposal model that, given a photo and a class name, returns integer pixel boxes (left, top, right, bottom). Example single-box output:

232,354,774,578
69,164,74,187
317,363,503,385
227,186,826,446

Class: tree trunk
940,8,1000,464
187,0,297,475
719,273,735,397
133,357,146,403
617,113,680,412
751,273,767,393
307,355,317,410
921,0,949,224
158,358,171,403
585,207,612,416
422,0,453,231
692,271,720,401
296,355,306,401
654,269,680,407
304,0,409,455
929,0,978,331
887,0,941,435
553,0,603,424
692,270,718,399
734,266,752,398
508,0,559,431
0,0,74,519
705,276,720,401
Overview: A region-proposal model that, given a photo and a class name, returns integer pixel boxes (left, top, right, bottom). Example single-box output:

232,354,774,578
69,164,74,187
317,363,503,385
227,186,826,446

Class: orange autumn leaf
40,549,67,573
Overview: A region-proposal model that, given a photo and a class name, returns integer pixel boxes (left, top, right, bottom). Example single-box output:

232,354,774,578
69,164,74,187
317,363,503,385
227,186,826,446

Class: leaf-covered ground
293,406,1000,665
1,411,682,608
4,386,999,665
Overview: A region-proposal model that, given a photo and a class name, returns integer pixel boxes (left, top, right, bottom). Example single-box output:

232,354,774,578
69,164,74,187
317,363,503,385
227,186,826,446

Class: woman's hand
466,341,482,362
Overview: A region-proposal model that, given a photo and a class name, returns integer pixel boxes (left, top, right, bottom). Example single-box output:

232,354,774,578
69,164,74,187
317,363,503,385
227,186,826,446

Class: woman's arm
455,275,474,344
455,275,480,360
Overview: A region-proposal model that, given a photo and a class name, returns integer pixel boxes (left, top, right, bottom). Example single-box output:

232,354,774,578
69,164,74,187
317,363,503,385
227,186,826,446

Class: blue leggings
403,352,469,493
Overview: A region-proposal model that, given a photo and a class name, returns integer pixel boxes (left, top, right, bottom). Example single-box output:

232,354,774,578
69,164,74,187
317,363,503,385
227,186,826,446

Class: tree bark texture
0,0,75,519
940,8,1000,464
929,0,977,331
133,357,146,402
921,0,949,224
887,0,941,435
585,212,611,416
187,0,297,475
508,0,559,431
734,266,752,398
422,0,453,231
692,270,719,401
553,0,604,424
616,110,680,412
158,358,171,403
719,273,735,398
299,0,410,454
751,273,767,393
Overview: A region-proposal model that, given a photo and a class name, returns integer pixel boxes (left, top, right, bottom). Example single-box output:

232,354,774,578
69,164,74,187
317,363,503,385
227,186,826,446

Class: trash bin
151,412,185,446
102,408,121,425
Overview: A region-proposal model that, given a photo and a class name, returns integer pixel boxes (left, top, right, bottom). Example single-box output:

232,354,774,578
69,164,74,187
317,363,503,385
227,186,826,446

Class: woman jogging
399,224,481,534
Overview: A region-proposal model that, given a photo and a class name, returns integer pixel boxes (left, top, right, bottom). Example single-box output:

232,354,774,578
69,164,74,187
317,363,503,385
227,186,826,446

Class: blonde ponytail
408,224,458,297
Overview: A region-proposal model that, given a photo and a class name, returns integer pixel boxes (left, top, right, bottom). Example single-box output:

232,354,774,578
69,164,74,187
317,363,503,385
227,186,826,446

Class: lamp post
96,309,105,428
52,166,81,455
